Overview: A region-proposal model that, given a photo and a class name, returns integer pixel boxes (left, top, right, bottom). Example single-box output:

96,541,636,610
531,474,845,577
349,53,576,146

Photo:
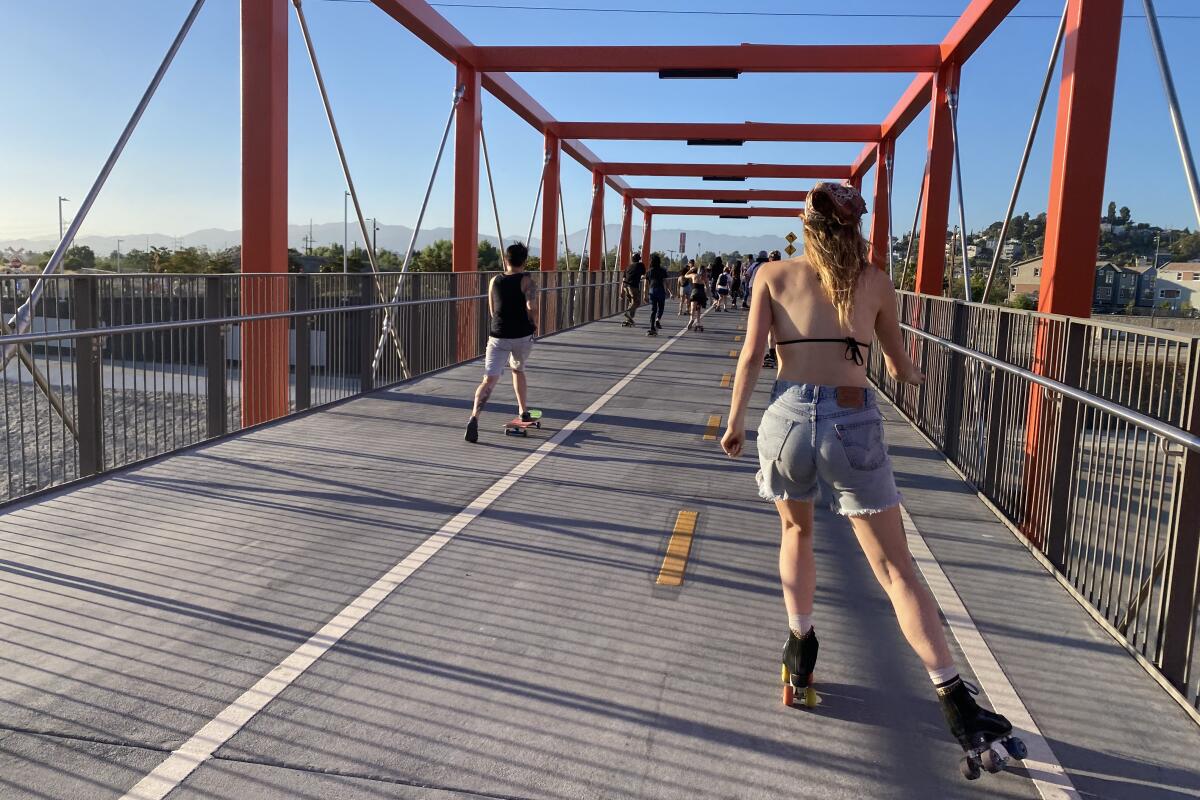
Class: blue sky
2,0,1198,248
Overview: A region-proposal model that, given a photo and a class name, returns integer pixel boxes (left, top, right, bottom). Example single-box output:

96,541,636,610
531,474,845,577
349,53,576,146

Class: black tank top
489,273,536,339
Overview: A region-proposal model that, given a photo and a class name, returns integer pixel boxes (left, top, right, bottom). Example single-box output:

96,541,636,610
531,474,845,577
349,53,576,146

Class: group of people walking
462,183,1019,777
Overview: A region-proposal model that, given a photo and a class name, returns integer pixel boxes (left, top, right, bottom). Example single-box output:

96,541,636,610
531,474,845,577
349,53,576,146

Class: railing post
537,273,547,337
71,277,104,476
360,272,375,393
916,297,933,425
204,277,228,437
406,272,423,376
1044,319,1087,568
1159,339,1200,690
295,273,311,411
942,300,968,457
983,310,1012,496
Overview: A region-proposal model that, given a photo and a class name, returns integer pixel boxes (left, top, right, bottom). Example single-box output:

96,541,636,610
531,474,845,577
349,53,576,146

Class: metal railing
0,270,631,504
869,291,1200,716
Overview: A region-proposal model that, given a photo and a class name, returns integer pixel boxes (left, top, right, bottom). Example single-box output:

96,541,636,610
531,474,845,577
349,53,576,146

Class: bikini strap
774,336,871,366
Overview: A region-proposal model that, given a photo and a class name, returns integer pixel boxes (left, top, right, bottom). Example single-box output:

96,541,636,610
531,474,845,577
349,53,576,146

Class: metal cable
480,121,505,252
898,151,929,292
946,85,973,302
526,151,550,246
982,0,1068,304
1143,0,1200,231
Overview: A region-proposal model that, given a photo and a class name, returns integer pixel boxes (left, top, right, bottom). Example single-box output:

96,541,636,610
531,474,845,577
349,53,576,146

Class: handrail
0,278,620,348
897,321,1200,455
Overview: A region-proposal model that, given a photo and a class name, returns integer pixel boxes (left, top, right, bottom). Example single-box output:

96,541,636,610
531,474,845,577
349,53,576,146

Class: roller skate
937,677,1027,780
762,349,777,369
647,325,658,336
621,319,635,327
780,627,819,709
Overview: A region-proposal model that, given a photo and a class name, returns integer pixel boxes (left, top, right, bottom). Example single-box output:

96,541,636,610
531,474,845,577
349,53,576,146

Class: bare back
756,256,893,388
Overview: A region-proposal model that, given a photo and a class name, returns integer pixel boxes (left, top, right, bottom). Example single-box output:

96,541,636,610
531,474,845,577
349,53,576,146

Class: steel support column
453,62,482,273
868,139,893,271
915,63,958,295
541,133,560,270
1037,0,1124,316
642,210,653,266
619,194,634,268
240,0,289,426
1024,0,1124,550
589,169,605,270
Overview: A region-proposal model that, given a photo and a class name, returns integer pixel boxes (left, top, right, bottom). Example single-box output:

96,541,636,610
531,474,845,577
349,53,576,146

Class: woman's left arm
722,272,773,457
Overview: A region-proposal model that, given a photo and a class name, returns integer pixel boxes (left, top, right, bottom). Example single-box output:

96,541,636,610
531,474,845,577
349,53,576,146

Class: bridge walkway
1,308,1197,800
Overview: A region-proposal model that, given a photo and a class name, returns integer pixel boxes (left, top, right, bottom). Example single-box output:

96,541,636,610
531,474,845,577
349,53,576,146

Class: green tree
1118,206,1131,225
287,248,304,274
162,247,208,274
120,249,155,272
1170,231,1200,261
1107,201,1117,224
62,245,97,271
524,255,541,271
477,240,502,271
208,246,240,274
1009,294,1037,310
411,239,452,273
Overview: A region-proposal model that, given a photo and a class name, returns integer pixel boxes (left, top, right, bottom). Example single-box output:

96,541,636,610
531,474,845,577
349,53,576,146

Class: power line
317,0,1200,20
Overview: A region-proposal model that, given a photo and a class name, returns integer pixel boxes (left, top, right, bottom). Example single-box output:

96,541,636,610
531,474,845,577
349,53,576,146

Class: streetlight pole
116,238,123,272
372,217,379,258
58,196,69,242
343,190,349,273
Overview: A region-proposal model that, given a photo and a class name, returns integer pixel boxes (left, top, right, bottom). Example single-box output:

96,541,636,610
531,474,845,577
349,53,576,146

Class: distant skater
687,274,708,332
622,252,646,327
678,259,695,315
465,243,538,443
720,182,1022,778
645,253,672,336
715,265,733,311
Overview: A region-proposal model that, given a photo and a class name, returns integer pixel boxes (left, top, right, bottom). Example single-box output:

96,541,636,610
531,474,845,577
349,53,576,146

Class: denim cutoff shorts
755,381,902,516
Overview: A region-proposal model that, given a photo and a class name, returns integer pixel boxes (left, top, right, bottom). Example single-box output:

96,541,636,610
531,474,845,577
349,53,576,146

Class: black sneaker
465,416,479,443
520,411,532,423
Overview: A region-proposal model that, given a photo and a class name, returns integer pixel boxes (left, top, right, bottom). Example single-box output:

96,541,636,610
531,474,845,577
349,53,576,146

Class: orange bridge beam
647,205,803,219
555,122,880,143
599,163,851,180
626,188,807,202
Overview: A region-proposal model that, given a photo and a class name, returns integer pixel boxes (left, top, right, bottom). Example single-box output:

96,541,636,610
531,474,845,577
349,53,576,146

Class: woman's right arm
874,276,924,385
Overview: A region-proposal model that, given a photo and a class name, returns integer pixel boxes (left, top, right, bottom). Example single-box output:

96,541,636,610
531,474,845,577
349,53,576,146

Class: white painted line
121,325,694,800
899,504,1081,800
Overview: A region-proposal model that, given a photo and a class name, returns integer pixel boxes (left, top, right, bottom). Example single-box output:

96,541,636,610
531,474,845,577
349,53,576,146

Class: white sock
928,665,960,686
788,613,813,636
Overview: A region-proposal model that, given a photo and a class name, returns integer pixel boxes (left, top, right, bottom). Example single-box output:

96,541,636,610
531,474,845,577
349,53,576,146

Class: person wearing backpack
622,252,647,327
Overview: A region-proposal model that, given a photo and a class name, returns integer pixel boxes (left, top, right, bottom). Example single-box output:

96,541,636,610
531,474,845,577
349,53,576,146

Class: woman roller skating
720,182,1023,780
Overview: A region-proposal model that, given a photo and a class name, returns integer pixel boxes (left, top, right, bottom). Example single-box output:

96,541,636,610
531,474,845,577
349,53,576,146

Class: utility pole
116,238,123,272
372,217,379,257
343,191,349,273
57,196,69,242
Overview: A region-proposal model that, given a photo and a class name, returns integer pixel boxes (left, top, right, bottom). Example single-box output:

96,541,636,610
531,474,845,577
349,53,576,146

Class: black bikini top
775,336,871,366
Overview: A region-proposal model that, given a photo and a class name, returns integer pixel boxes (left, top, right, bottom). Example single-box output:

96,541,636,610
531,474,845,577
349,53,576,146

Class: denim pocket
756,409,795,462
835,418,887,471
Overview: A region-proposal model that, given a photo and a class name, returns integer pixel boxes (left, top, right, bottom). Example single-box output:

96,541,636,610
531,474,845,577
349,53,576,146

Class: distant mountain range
3,222,800,261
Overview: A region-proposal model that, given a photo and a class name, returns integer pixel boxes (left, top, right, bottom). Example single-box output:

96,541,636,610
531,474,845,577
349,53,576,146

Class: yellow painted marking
702,414,722,440
734,335,743,342
720,373,732,388
656,511,699,586
737,324,746,331
728,349,738,358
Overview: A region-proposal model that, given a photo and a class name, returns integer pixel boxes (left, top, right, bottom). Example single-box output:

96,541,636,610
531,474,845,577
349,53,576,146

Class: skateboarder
719,182,1017,771
622,252,646,326
465,242,538,443
644,253,672,335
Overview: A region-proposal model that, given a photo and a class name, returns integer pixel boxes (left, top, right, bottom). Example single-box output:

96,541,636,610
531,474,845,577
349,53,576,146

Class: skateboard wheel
960,756,981,781
1002,737,1027,760
980,748,1005,774
782,684,794,707
802,686,819,709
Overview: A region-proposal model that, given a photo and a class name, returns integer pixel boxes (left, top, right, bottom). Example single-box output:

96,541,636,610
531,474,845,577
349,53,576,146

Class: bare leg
471,375,499,418
847,505,954,671
775,499,816,618
511,369,528,415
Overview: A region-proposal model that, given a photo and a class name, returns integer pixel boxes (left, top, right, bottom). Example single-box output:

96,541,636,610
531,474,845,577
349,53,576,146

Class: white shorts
483,335,535,377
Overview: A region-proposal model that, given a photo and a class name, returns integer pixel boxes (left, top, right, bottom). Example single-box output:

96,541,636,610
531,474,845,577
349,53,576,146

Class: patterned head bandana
804,181,868,227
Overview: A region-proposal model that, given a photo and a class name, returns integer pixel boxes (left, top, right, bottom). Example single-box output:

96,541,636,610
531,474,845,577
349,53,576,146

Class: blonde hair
803,210,869,330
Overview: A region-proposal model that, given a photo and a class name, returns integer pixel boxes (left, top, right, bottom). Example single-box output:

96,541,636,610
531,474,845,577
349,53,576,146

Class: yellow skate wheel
780,663,790,684
803,686,820,708
782,684,794,706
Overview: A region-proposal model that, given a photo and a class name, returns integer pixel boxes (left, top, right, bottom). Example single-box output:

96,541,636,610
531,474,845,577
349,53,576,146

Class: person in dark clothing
688,278,709,332
708,257,724,306
622,252,647,326
678,258,697,314
644,253,673,336
465,242,538,443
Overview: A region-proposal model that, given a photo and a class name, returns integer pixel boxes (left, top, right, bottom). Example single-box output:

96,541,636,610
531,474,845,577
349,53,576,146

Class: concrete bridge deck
1,309,1198,800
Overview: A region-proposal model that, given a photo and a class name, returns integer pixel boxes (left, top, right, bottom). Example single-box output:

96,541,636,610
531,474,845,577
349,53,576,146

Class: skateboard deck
503,409,543,436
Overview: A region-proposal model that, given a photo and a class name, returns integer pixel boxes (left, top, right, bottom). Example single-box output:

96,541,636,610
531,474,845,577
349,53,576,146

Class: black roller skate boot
780,627,819,708
937,677,1027,780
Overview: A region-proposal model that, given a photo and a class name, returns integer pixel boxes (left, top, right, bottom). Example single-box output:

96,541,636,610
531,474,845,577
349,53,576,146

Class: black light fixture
713,199,749,204
703,175,747,182
687,139,745,147
719,215,750,220
659,68,741,80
